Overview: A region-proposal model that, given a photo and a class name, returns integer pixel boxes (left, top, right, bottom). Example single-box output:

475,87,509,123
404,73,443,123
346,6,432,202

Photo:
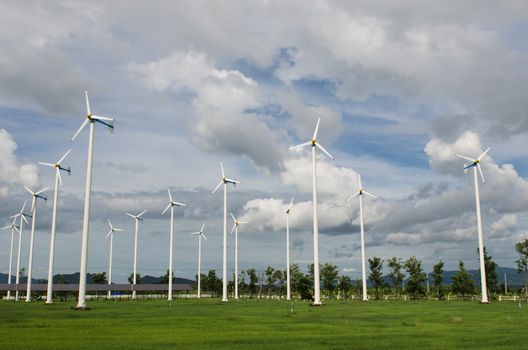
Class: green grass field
1,299,527,349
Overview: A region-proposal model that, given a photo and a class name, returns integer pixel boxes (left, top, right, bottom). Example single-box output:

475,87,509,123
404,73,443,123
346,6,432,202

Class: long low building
0,284,193,292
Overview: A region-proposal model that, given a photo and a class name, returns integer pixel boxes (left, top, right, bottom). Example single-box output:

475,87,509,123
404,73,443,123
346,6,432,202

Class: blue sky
1,1,528,283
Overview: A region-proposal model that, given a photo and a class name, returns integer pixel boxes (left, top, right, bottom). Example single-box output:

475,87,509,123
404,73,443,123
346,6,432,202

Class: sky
1,0,528,283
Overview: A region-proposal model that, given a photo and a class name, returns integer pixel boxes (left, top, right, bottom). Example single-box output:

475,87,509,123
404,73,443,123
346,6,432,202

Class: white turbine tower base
230,213,248,300
106,219,123,299
191,224,207,298
126,209,147,300
455,147,491,304
289,117,334,306
212,161,239,303
346,174,377,302
162,188,186,301
71,90,115,309
24,186,48,302
39,148,71,304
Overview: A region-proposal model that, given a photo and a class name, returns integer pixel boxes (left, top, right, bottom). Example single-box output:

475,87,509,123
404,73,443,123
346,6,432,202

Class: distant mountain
0,272,196,286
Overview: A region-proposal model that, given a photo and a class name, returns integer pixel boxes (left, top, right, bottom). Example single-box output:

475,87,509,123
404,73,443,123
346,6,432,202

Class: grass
1,298,528,349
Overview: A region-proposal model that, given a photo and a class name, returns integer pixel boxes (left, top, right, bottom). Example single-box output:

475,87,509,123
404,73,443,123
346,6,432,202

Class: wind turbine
10,201,30,301
2,216,20,300
455,146,491,304
191,224,207,298
346,174,377,302
212,161,239,302
24,186,48,302
126,209,147,300
289,117,334,305
71,90,115,309
162,188,186,301
105,219,123,299
230,213,247,300
285,197,294,301
38,148,71,304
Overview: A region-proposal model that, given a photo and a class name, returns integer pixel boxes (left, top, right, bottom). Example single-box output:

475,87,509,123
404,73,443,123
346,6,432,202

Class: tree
265,266,275,296
478,247,497,297
515,239,528,299
338,275,353,299
203,270,221,297
128,273,141,284
246,268,258,298
451,261,475,298
161,269,174,284
387,257,404,295
431,261,445,300
368,257,384,299
92,272,107,284
238,271,248,297
297,274,313,301
404,256,426,299
290,264,304,297
321,263,339,298
272,269,285,297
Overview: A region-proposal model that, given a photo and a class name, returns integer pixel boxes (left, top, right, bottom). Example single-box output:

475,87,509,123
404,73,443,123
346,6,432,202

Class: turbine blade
455,153,474,162
478,147,491,161
200,223,206,233
312,117,321,140
220,161,225,178
238,221,248,224
212,181,223,194
230,212,236,222
173,201,186,207
137,209,148,218
230,223,237,234
56,168,63,187
288,197,294,210
57,148,72,164
201,233,208,241
71,118,89,142
91,115,114,121
21,215,29,224
114,228,124,232
85,90,91,115
363,190,377,199
225,178,239,184
289,141,312,151
316,142,334,160
167,188,173,202
358,174,362,190
107,218,113,230
346,192,360,202
38,162,55,167
106,231,113,239
125,213,135,219
24,186,33,195
161,203,171,215
35,187,48,195
21,200,27,213
477,165,486,183
2,225,11,230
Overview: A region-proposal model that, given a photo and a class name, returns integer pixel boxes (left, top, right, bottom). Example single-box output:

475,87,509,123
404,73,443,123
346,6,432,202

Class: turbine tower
105,219,123,299
38,148,71,304
455,146,491,304
346,174,377,302
191,224,207,298
10,201,30,301
126,209,147,300
24,186,48,302
230,213,247,300
212,161,239,302
289,117,334,305
2,216,20,300
285,197,294,301
71,90,115,309
162,188,186,301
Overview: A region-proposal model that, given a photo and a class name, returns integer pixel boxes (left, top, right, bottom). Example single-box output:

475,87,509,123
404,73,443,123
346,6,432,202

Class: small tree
128,273,141,284
272,269,285,297
161,269,175,284
92,272,107,284
451,261,475,299
246,268,258,298
431,261,444,300
368,257,384,299
404,256,426,299
265,266,275,296
515,239,528,299
338,275,353,300
387,257,404,296
321,263,339,299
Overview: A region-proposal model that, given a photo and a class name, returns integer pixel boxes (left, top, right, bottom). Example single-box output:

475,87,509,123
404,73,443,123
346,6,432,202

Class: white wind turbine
455,146,491,304
2,216,20,300
230,213,247,300
162,189,186,301
105,219,124,299
38,148,71,304
284,197,294,301
346,174,377,302
24,186,48,302
289,117,334,305
71,90,115,309
212,161,239,302
10,201,30,301
191,224,207,298
125,209,147,300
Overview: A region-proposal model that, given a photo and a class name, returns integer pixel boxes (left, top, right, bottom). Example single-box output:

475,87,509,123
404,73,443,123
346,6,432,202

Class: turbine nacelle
162,189,187,215
71,91,115,143
106,218,124,239
230,213,248,234
126,209,148,222
38,149,72,187
346,174,377,202
212,161,239,194
289,117,335,160
191,223,207,241
455,147,491,184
